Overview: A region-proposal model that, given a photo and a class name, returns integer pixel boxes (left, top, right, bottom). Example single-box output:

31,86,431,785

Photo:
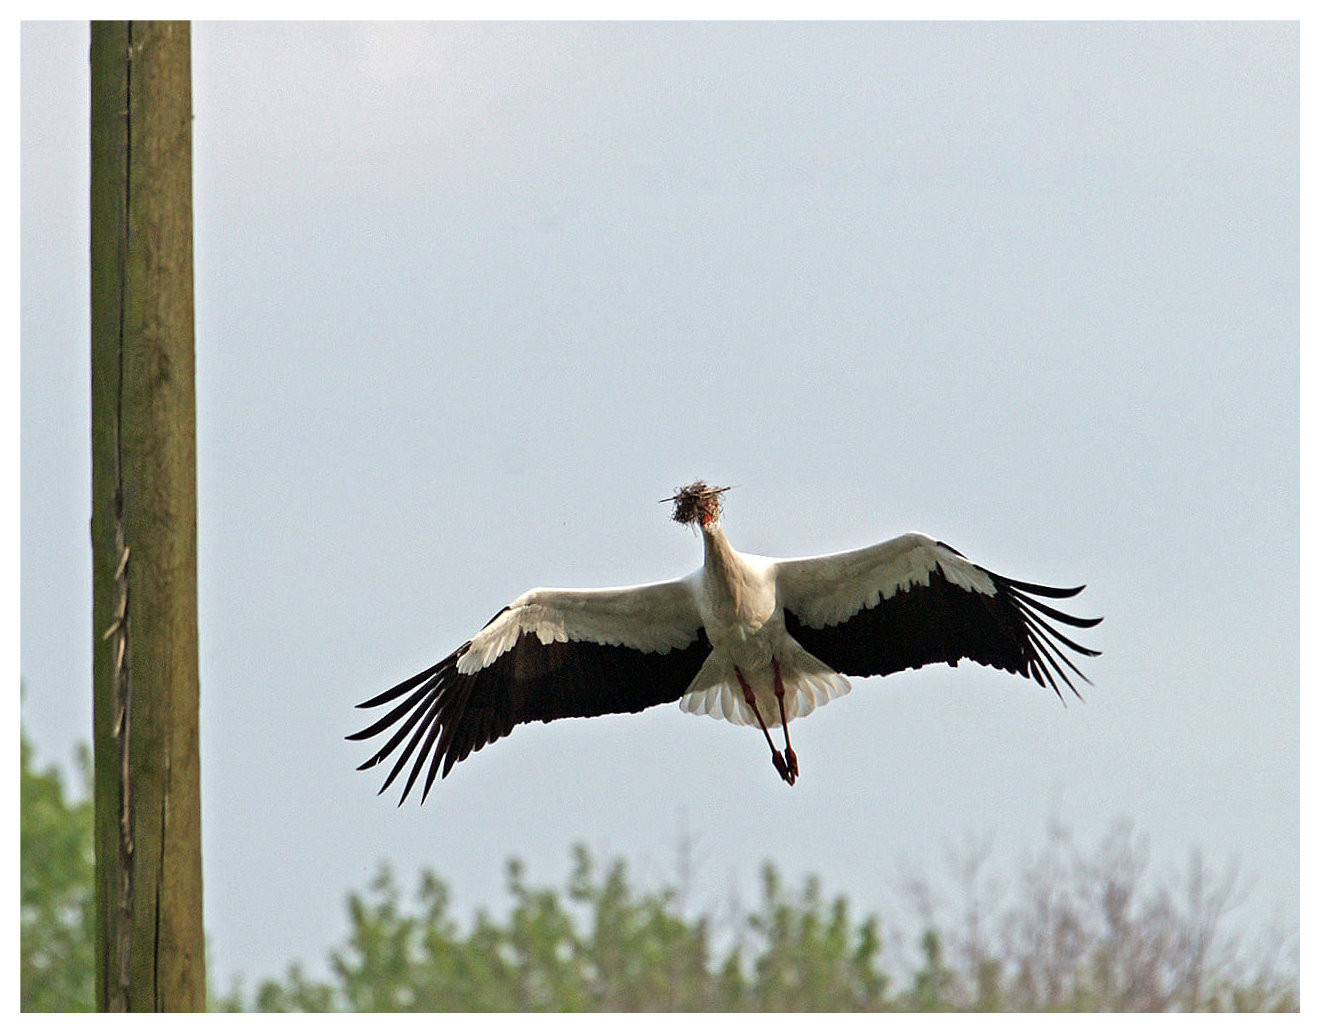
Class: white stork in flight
351,482,1100,802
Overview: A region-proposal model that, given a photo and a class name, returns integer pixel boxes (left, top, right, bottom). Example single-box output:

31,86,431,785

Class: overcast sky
21,21,1298,991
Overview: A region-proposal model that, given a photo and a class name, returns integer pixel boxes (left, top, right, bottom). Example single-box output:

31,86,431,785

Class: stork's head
665,481,731,528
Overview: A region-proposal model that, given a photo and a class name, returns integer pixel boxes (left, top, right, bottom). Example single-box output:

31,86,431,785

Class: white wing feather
772,532,996,629
459,577,704,675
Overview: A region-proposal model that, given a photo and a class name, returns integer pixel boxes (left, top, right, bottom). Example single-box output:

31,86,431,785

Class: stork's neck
700,519,741,578
698,517,772,632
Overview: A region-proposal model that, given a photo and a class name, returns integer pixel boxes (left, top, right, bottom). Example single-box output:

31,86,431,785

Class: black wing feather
783,562,1100,700
349,628,712,803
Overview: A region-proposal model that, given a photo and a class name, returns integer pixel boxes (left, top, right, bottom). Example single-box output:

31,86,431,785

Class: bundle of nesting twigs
663,481,733,525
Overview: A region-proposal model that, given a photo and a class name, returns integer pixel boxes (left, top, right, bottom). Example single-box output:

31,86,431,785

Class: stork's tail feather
679,648,851,727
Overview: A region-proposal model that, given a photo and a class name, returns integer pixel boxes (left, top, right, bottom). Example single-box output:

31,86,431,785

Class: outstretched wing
348,578,710,803
774,533,1100,696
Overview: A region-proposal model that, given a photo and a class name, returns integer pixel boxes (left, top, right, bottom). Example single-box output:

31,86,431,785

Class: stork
350,482,1101,802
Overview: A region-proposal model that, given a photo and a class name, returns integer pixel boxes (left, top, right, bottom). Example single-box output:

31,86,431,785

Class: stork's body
693,518,804,780
351,483,1101,802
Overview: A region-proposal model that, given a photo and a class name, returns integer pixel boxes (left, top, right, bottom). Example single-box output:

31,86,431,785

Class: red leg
735,667,792,784
772,659,799,783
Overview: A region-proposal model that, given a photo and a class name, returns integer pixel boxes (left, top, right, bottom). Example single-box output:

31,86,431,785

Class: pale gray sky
21,21,1298,990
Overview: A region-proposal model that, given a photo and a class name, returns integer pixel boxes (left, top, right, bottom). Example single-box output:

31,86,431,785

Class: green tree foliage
20,731,95,1011
221,829,1298,1013
21,723,1297,1013
220,847,894,1012
745,865,888,1009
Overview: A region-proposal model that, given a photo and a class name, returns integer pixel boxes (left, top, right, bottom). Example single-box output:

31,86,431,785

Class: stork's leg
772,659,799,781
734,667,793,784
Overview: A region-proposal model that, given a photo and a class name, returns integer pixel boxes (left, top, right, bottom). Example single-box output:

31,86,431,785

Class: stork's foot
770,658,799,785
772,749,796,785
736,664,797,785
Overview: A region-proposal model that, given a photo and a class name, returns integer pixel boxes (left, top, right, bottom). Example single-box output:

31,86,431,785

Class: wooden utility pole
90,21,205,1011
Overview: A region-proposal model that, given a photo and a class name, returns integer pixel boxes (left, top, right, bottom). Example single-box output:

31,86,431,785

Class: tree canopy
217,828,1297,1012
21,726,1297,1012
21,733,96,1011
